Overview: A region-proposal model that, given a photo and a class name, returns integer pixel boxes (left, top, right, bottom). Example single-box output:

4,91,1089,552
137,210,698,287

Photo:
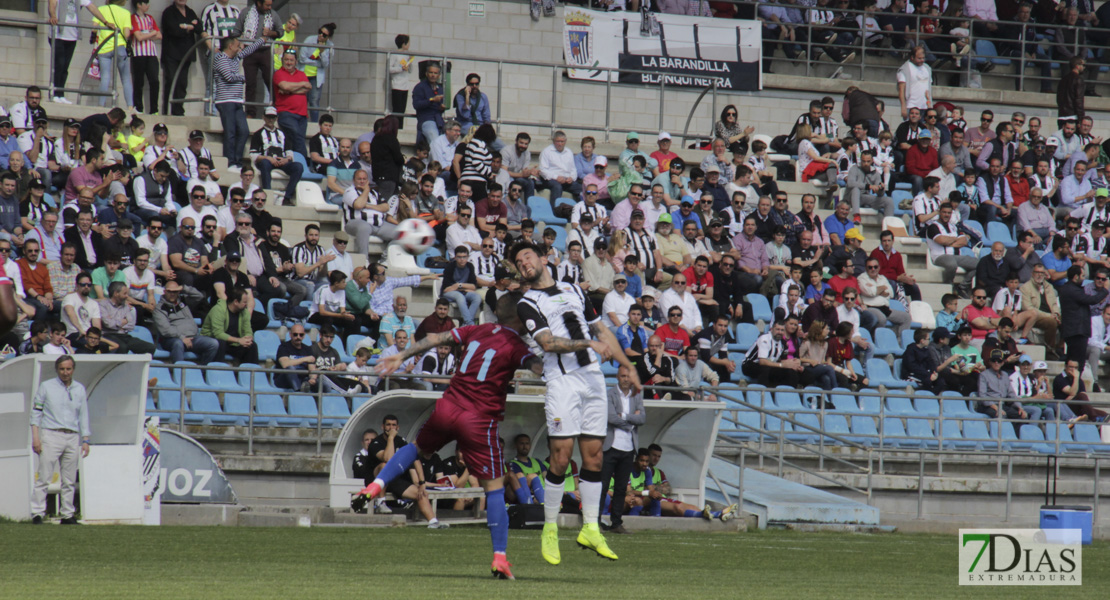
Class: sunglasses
181,225,196,230
721,262,734,267
336,240,347,244
290,333,305,338
974,295,987,299
585,191,598,196
669,312,683,317
673,281,687,285
0,247,9,252
628,193,644,198
482,244,494,248
192,195,206,200
725,112,736,116
844,296,856,300
982,118,993,122
822,106,834,110
78,282,92,287
149,226,163,231
867,265,880,270
236,222,251,226
1013,119,1025,125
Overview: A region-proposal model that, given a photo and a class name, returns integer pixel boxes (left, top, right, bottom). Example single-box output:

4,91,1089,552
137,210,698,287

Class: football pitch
0,524,1104,599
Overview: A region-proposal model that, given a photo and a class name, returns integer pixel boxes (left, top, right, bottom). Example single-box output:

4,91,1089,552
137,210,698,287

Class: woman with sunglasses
299,23,336,122
713,105,754,156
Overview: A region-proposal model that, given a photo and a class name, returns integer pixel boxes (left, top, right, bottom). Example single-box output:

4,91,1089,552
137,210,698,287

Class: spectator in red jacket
1005,159,1031,207
870,229,921,301
904,129,939,195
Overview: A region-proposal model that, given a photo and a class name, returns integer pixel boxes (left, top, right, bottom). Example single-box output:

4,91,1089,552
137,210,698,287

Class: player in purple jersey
356,293,541,580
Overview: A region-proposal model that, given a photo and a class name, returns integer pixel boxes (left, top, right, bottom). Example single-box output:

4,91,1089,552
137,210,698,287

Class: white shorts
544,365,607,438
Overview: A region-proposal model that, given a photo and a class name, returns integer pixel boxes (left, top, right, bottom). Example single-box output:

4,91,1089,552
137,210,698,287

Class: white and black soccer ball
394,218,435,255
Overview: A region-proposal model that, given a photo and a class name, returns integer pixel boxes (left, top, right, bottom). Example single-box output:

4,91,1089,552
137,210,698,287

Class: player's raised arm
376,330,459,375
590,320,641,393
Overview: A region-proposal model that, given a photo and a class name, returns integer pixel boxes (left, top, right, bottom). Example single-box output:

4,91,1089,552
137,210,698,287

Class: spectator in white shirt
186,158,224,206
1088,304,1110,383
602,273,636,328
177,185,219,229
324,231,353,278
538,130,581,205
660,273,702,334
445,206,482,254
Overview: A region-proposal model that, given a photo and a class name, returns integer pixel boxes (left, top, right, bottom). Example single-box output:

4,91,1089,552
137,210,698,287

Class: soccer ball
395,218,435,255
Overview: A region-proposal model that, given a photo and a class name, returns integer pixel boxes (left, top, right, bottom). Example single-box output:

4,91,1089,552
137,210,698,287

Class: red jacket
869,247,905,282
1007,174,1031,207
905,144,939,177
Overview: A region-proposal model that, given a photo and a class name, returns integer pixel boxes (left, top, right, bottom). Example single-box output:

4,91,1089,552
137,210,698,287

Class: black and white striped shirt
179,146,213,180
557,261,583,285
743,332,785,367
292,241,326,280
469,252,499,282
250,126,291,160
308,133,339,175
419,350,456,377
201,1,240,51
459,139,493,183
567,228,600,259
342,186,385,227
518,282,601,377
626,227,658,270
571,202,608,226
491,237,506,260
213,38,265,104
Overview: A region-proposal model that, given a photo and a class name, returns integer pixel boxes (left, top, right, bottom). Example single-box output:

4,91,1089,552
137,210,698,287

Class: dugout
329,389,724,509
0,355,150,523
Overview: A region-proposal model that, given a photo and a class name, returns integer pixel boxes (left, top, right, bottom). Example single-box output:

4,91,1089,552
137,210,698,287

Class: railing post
710,79,718,139
1018,23,1026,92
177,367,185,430
777,416,784,478
48,24,56,101
1095,458,1101,525
386,50,394,114
248,369,256,456
1004,455,1013,522
604,68,612,144
550,65,558,134
866,451,873,506
496,60,503,129
916,451,925,519
804,22,812,78
738,448,745,514
111,41,118,108
315,375,323,456
658,76,665,134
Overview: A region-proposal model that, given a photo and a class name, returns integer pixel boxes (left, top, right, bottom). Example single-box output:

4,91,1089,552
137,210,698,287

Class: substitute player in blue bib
509,240,642,565
357,293,541,580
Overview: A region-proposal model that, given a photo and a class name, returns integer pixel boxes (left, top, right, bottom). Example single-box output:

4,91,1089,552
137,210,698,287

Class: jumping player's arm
590,320,641,393
376,330,458,375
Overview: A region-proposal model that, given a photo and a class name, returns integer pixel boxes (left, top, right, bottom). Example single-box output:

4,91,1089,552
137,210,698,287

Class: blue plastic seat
881,417,920,448
848,415,880,445
245,369,284,393
729,353,747,382
823,414,852,439
222,393,251,426
745,294,773,324
132,325,155,346
255,394,298,427
1018,424,1055,454
292,151,324,182
868,359,911,390
940,392,977,418
731,323,760,352
773,390,805,411
900,329,916,351
886,394,917,416
793,413,826,443
187,391,230,425
182,366,212,390
987,221,1017,248
347,334,368,356
992,421,1029,451
725,408,761,441
745,387,771,409
939,419,978,450
149,366,176,387
527,196,566,225
205,363,241,391
286,394,320,427
255,330,281,363
156,390,187,423
1043,423,1089,453
830,392,860,413
913,394,940,416
892,190,913,216
1073,423,1110,453
873,327,903,357
961,419,993,445
904,417,938,447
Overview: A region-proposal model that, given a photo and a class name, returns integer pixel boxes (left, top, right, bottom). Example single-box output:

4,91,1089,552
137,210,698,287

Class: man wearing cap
177,130,215,182
274,50,311,158
620,132,658,176
599,272,636,329
977,349,1032,420
650,131,680,172
904,128,939,195
102,216,140,269
627,208,666,288
156,274,219,366
650,157,688,208
0,118,19,169
250,106,304,206
582,237,616,312
654,213,691,276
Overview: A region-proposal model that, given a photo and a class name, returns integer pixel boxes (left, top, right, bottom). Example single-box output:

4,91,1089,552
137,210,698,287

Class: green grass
0,524,1105,599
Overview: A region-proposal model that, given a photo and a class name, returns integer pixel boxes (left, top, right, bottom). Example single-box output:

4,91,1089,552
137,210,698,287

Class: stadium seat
245,368,284,393
418,247,444,274
745,294,773,324
222,394,251,426
883,216,916,241
527,196,566,225
867,359,911,390
793,413,825,443
156,390,187,424
287,394,320,427
900,328,916,351
892,190,912,217
725,408,761,441
881,417,920,448
939,392,976,418
885,394,917,416
149,365,175,387
986,222,1017,248
939,419,978,451
181,365,212,391
255,394,298,427
205,363,240,391
773,389,805,411
351,395,372,413
857,391,881,414
961,419,993,447
731,323,760,352
905,418,940,448
1018,424,1055,454
292,151,324,182
908,301,936,330
255,330,281,363
913,394,940,416
132,325,155,347
295,181,336,212
873,327,903,357
729,353,747,382
188,391,236,426
991,421,1028,451
830,392,860,413
347,334,368,356
846,415,878,446
823,413,852,441
1043,423,1089,454
1073,424,1110,454
746,386,771,409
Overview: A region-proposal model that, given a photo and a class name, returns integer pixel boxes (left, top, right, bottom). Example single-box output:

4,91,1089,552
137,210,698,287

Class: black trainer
31,515,42,525
59,517,80,525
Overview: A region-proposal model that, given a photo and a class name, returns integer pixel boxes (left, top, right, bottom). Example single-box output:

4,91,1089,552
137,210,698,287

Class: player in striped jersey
510,240,641,565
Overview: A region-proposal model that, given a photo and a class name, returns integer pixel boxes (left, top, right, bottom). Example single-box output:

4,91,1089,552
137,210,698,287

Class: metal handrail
0,15,116,101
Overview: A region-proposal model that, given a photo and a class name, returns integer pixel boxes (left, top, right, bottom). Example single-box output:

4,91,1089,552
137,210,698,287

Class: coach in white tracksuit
30,355,90,524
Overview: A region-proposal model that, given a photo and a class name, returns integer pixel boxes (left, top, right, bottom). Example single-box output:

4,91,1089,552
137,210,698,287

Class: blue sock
648,499,662,517
711,511,722,519
529,476,545,503
602,495,611,515
684,509,699,518
375,444,420,487
486,488,509,554
515,476,533,503
629,505,643,516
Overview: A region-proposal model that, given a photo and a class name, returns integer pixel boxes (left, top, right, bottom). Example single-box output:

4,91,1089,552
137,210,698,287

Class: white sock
544,476,563,524
580,479,602,525
428,517,439,525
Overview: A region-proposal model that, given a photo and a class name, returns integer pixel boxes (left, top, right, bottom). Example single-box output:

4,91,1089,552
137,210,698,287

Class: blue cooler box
1040,505,1092,545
